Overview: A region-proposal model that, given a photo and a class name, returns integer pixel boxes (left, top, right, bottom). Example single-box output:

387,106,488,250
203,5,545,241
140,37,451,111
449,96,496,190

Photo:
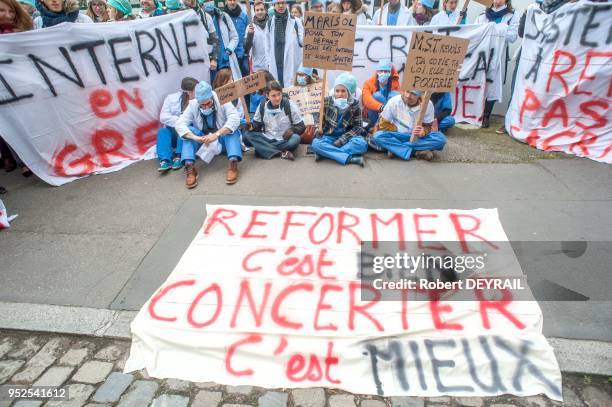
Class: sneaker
348,155,364,167
185,164,198,188
172,157,183,170
281,150,295,161
482,116,490,128
306,146,314,155
314,153,322,162
495,125,507,134
414,150,434,161
158,160,172,172
226,160,239,184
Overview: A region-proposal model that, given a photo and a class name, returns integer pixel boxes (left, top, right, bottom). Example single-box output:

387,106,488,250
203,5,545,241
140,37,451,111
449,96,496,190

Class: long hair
213,68,233,90
0,0,33,31
86,0,109,22
180,77,198,112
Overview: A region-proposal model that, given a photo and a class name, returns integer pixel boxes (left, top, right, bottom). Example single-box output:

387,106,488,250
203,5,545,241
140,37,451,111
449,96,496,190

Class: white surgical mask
334,98,349,110
378,72,390,84
200,107,213,116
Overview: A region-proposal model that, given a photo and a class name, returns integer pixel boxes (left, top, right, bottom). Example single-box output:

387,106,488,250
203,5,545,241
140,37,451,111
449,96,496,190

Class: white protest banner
285,82,324,114
126,205,562,401
331,23,506,126
506,1,612,163
0,11,210,186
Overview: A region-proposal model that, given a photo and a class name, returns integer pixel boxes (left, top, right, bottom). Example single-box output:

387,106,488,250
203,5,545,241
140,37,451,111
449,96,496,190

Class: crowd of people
0,0,579,193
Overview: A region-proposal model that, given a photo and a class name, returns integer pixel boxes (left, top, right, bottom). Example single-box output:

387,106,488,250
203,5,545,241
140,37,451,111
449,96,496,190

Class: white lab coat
159,91,184,128
175,91,240,138
250,23,269,73
430,10,463,26
33,12,92,29
265,15,304,88
371,4,412,26
475,7,519,44
214,11,242,81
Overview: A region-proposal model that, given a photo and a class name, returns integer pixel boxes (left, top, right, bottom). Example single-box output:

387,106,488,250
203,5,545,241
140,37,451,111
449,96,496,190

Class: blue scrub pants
372,130,447,161
438,116,456,133
367,90,400,124
181,126,243,164
156,127,183,162
311,135,368,165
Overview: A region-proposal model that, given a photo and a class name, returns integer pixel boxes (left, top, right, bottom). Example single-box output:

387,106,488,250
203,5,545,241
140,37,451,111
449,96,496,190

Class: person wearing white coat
244,0,269,73
341,0,371,25
175,81,243,188
475,0,519,129
204,2,243,83
265,0,304,87
371,0,411,25
430,0,467,25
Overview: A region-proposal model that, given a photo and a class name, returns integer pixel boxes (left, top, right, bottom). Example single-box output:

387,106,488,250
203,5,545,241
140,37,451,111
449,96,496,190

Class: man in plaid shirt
311,73,368,167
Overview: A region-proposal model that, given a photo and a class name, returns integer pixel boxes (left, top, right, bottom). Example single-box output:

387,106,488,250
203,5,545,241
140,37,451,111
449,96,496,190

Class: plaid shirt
321,97,364,145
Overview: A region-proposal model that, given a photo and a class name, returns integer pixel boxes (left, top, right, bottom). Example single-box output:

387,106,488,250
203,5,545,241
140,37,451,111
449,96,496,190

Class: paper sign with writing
216,71,267,105
303,12,357,71
125,204,562,400
285,83,324,115
402,32,470,92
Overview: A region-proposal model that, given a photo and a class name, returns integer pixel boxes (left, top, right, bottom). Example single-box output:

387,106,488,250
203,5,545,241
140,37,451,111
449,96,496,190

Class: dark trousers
244,131,300,159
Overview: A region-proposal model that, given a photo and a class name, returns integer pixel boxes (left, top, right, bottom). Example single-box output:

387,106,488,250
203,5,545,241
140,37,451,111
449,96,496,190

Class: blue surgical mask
297,76,307,86
334,98,349,110
200,107,213,116
378,72,390,85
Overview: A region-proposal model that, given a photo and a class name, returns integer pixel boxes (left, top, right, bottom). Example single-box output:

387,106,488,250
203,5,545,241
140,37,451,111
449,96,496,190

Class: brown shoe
414,150,434,161
185,164,198,189
226,160,239,184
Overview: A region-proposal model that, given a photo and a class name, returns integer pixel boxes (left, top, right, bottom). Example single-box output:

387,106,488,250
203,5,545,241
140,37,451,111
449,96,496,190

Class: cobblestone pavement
0,331,610,407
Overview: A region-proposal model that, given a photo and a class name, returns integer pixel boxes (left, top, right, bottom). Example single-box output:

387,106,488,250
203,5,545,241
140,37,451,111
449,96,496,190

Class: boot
414,150,434,161
226,160,239,184
348,155,364,167
482,100,495,129
185,164,198,189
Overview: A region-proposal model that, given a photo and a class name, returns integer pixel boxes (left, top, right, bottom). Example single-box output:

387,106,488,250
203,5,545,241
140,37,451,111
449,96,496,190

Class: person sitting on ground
156,77,198,172
175,81,242,188
137,0,164,18
245,80,303,161
106,0,134,20
213,68,247,123
430,92,455,134
248,70,275,117
372,89,447,161
362,59,400,129
86,0,109,21
293,65,320,138
311,73,367,167
430,0,466,25
34,0,92,28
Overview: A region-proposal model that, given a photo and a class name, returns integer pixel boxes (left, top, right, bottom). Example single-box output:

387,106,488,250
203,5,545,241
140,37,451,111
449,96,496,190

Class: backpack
256,97,294,133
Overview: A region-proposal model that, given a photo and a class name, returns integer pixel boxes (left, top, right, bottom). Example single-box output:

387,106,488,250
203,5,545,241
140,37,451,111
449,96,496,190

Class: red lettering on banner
546,50,576,95
597,144,612,159
117,88,144,112
573,51,612,96
286,342,340,384
92,129,133,167
186,283,222,328
370,213,406,250
230,280,272,328
524,129,540,147
414,214,445,251
280,211,317,240
134,121,159,154
337,210,362,244
541,99,569,128
519,88,541,125
314,284,343,331
90,89,120,119
148,279,195,322
475,287,526,330
348,282,383,332
430,300,463,330
309,212,334,244
52,144,94,177
271,283,314,329
576,100,608,130
542,130,575,151
225,334,262,376
242,248,275,272
569,132,598,156
276,246,336,280
242,210,279,239
462,85,480,120
449,213,499,252
203,208,238,236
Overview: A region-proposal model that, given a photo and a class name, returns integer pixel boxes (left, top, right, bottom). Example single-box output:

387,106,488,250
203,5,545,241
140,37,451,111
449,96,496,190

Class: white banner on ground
327,23,507,125
125,205,562,401
506,1,612,163
0,11,210,186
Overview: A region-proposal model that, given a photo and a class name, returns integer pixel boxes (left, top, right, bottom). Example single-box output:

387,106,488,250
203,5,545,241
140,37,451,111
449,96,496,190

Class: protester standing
183,0,219,75
244,0,268,74
205,2,242,82
33,0,92,28
371,0,411,26
341,0,370,24
430,0,466,25
106,0,135,20
407,0,434,25
86,0,109,21
17,0,38,18
265,0,303,87
137,0,164,18
224,0,249,78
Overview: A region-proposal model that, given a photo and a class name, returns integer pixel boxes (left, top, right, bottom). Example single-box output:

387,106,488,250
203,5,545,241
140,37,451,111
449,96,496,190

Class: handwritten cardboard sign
402,32,470,92
216,71,267,105
285,83,324,115
303,12,357,71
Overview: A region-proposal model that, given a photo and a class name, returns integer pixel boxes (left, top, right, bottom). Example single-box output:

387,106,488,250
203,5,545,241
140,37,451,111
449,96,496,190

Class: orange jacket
362,66,401,113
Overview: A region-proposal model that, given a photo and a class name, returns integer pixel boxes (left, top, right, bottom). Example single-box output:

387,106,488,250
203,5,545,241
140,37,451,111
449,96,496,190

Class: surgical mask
334,98,349,110
377,72,390,85
297,76,307,86
200,106,213,116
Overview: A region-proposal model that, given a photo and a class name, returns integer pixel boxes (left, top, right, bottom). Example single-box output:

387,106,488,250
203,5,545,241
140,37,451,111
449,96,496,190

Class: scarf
224,4,242,18
36,0,79,27
253,14,267,30
485,6,510,22
274,9,288,45
0,23,17,33
388,2,401,14
413,12,428,25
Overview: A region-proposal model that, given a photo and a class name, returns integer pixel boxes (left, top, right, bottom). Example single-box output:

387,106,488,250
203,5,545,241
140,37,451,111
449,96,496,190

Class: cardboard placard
402,32,470,92
216,71,267,105
285,82,324,115
303,12,357,71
